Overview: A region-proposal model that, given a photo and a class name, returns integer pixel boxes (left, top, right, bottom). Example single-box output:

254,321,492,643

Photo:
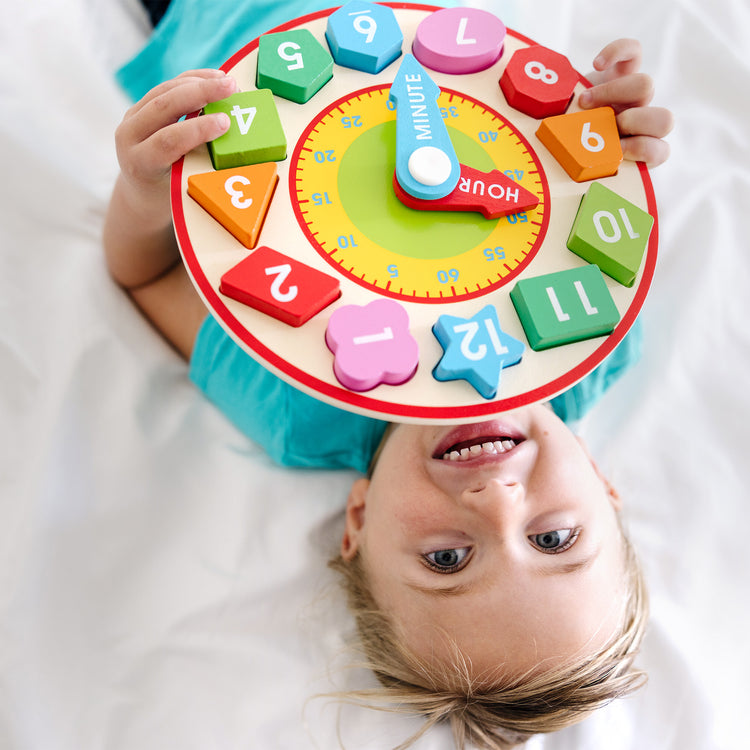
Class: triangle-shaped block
187,162,278,248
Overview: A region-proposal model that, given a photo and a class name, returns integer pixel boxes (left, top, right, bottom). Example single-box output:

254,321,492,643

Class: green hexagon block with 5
257,28,333,104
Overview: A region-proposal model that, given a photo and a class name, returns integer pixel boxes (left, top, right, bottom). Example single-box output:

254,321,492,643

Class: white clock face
173,4,657,424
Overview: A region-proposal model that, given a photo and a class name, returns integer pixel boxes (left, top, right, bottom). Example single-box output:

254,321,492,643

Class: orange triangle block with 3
187,162,278,248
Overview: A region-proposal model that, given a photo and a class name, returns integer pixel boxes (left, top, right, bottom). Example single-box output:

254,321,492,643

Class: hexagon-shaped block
257,28,333,104
326,0,403,74
500,44,578,119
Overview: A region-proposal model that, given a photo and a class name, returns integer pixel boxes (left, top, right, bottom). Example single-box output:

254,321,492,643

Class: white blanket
2,0,747,747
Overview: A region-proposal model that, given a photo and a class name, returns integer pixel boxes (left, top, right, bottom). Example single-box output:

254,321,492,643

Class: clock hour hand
388,54,460,200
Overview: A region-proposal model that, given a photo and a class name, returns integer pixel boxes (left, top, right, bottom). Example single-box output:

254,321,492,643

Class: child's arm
103,69,239,358
578,38,674,167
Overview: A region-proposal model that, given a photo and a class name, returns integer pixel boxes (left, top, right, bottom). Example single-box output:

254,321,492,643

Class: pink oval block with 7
325,299,419,391
413,7,506,74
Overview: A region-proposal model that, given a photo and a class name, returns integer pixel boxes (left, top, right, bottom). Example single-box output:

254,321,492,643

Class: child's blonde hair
329,522,648,750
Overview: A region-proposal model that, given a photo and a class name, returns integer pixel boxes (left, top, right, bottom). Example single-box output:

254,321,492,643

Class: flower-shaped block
325,299,419,391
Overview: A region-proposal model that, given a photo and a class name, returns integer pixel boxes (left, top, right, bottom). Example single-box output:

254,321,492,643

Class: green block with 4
204,89,287,170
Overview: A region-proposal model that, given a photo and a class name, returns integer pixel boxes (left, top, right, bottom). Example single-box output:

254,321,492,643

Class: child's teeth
442,440,517,461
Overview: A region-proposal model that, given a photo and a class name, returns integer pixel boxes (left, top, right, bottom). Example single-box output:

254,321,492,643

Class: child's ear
341,477,369,561
576,436,622,511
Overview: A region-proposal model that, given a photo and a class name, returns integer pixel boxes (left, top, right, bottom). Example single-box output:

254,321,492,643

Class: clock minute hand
388,54,460,201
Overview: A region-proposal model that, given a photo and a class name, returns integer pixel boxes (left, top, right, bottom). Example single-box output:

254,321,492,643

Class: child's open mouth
440,438,520,462
432,422,526,462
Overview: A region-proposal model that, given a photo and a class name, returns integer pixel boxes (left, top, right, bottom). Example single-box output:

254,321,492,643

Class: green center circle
337,122,497,260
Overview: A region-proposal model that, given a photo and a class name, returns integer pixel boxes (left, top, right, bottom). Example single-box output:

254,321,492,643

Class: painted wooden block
325,299,419,391
567,182,654,287
204,89,286,170
187,163,278,248
510,264,620,350
536,107,622,182
219,246,341,327
500,45,578,119
393,163,539,219
257,29,333,104
412,7,505,74
388,54,460,200
325,0,403,74
432,305,524,400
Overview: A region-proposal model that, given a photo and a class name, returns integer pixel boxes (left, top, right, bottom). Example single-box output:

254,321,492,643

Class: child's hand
114,69,239,222
104,69,239,298
578,39,673,167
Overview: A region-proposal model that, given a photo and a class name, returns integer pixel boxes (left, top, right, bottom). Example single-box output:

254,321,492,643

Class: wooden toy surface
171,3,658,424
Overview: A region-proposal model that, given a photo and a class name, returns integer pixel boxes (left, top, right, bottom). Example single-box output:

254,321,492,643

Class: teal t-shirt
189,315,641,474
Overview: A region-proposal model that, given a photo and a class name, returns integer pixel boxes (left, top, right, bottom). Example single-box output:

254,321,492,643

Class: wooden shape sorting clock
171,2,658,424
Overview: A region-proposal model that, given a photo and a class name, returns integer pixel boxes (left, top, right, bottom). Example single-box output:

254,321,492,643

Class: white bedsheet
2,0,748,748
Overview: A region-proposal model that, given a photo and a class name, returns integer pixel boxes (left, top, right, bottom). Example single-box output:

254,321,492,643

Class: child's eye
424,546,472,573
529,528,579,553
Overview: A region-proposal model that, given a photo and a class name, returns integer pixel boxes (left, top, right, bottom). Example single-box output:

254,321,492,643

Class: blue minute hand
389,54,461,201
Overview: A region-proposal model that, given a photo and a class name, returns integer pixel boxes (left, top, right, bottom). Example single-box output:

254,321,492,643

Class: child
104,7,673,747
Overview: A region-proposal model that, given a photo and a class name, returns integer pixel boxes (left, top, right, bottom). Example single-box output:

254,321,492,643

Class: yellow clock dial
290,84,550,302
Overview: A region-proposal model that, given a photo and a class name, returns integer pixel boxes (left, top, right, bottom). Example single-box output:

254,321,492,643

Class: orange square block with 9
187,162,278,248
536,107,622,182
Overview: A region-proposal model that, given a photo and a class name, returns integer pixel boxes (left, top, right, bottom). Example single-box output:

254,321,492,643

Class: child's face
341,404,626,684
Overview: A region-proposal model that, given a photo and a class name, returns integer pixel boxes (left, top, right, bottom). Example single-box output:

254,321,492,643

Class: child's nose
460,478,525,524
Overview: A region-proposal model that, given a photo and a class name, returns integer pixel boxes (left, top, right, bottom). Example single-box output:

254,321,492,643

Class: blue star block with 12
432,305,524,399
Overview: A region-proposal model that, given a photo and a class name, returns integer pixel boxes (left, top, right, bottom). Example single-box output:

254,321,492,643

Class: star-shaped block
432,305,524,399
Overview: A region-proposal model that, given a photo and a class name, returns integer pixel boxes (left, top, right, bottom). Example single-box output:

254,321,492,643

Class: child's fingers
127,112,231,183
620,135,671,168
616,106,674,167
126,69,230,117
578,73,655,112
125,74,239,146
591,38,642,80
616,106,675,140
